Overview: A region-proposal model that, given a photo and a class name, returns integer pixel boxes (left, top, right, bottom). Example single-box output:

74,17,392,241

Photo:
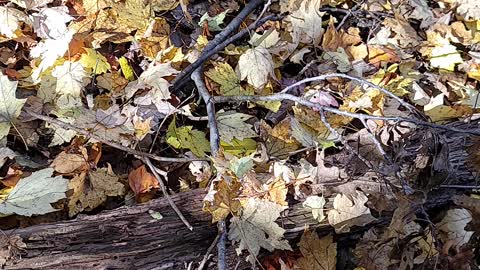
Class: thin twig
192,68,225,269
143,157,193,230
279,73,418,114
439,185,480,189
27,110,206,162
214,94,480,136
192,69,220,155
359,117,391,163
197,234,220,270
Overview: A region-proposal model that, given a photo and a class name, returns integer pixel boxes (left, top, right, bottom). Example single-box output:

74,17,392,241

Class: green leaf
229,156,254,177
216,110,257,143
167,118,210,157
221,138,257,156
199,9,229,31
0,168,68,216
205,62,253,96
0,74,26,141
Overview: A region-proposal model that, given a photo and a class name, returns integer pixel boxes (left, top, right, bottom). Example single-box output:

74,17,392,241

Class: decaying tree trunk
1,188,324,270
1,122,479,269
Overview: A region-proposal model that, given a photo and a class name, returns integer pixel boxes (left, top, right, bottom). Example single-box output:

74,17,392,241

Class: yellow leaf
80,48,111,74
166,118,210,157
430,43,462,71
221,138,257,156
119,56,135,81
267,179,288,206
203,177,242,223
205,62,251,96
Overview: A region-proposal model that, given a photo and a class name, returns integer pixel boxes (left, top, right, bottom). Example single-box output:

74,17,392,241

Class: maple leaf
0,7,30,39
205,62,251,96
259,119,300,160
327,190,376,233
203,177,242,223
216,110,257,144
296,231,336,270
80,48,111,74
139,62,179,100
50,150,88,174
30,31,73,82
68,168,125,217
166,118,210,157
52,61,90,97
199,9,229,31
128,165,160,195
0,74,27,141
436,208,474,251
303,195,326,222
289,0,324,46
455,0,480,20
0,168,68,216
238,47,275,89
229,156,254,178
229,198,292,263
32,6,73,39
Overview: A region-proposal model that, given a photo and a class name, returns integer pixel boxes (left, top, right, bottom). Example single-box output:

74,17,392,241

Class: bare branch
279,73,418,113
27,110,206,163
214,93,480,136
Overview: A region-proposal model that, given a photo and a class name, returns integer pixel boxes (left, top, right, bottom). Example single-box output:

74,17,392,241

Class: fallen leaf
128,165,160,195
229,198,292,263
199,9,229,31
0,7,30,39
80,48,111,74
303,195,326,222
68,168,125,216
203,177,242,223
289,0,324,45
0,74,27,141
30,30,73,82
0,168,68,216
166,118,210,157
119,56,135,81
52,61,91,97
436,208,474,252
50,150,88,174
32,7,73,40
216,110,257,143
296,231,336,270
266,179,288,206
238,47,275,89
328,190,376,233
205,62,251,96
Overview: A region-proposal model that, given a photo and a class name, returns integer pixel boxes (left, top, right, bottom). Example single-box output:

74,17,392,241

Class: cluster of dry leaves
1,0,480,269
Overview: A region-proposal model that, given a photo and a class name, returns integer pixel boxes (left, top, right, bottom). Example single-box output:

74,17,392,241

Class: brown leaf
203,177,242,223
50,151,88,174
296,230,336,270
128,165,160,195
0,167,23,187
68,168,125,216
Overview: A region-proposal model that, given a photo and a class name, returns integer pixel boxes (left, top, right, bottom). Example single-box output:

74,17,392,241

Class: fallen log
0,186,464,270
